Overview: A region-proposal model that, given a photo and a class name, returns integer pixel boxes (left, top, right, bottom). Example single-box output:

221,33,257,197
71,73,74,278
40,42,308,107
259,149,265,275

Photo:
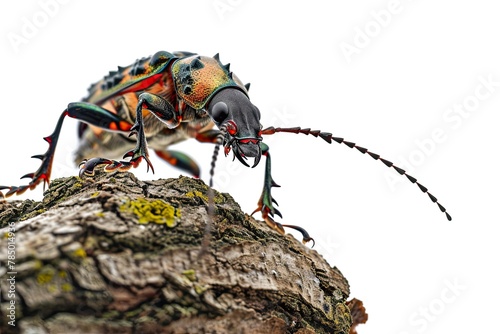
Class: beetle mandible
0,50,452,244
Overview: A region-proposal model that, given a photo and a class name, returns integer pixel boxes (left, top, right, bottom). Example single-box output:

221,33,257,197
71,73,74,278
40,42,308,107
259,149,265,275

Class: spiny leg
251,142,315,246
195,129,222,143
155,150,200,178
0,103,132,198
153,129,223,180
1,111,66,197
261,126,452,221
79,92,178,177
154,129,225,179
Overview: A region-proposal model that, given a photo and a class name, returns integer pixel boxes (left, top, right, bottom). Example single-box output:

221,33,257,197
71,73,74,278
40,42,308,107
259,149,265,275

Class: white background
1,1,498,333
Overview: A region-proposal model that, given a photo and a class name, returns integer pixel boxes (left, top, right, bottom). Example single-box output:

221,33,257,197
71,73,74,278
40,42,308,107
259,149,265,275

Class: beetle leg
154,150,200,178
71,100,154,176
251,143,315,246
0,111,65,197
152,128,221,178
0,103,133,198
118,95,154,173
251,143,281,218
79,92,180,176
121,92,181,170
195,129,221,143
136,92,179,129
68,102,133,132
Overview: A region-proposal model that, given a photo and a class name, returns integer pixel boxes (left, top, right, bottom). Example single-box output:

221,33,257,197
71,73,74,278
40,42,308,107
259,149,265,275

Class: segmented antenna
208,129,225,188
198,127,226,258
261,126,452,221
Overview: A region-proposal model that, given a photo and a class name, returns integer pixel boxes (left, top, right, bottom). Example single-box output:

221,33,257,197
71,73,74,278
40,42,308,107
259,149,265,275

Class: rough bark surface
0,171,362,334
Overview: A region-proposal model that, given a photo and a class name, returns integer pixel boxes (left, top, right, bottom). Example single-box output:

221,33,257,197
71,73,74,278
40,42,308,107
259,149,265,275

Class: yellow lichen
185,190,224,204
33,260,43,271
333,302,352,333
185,190,207,201
47,284,58,293
71,182,83,190
73,248,87,259
182,269,197,282
37,267,55,284
119,198,180,227
61,283,73,292
194,283,208,295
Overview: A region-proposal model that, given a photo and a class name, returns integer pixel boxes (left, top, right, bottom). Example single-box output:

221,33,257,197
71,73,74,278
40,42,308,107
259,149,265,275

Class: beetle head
207,88,263,167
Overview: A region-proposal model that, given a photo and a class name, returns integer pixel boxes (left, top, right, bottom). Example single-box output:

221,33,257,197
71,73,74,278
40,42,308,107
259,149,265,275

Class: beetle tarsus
78,154,153,178
263,216,286,235
250,143,315,247
259,215,315,247
79,158,112,177
282,224,315,247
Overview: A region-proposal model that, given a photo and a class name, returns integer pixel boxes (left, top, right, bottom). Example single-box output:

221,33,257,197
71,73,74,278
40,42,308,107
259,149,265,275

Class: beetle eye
226,120,238,136
210,101,229,124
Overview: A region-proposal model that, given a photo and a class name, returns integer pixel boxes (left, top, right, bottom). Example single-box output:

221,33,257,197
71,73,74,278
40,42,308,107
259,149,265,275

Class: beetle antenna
208,127,226,189
199,127,226,259
261,126,452,221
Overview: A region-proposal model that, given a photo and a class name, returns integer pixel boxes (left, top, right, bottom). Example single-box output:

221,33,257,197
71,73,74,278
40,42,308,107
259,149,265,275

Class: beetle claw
79,157,113,177
252,204,315,247
123,148,155,174
78,151,155,178
281,224,315,247
104,160,126,172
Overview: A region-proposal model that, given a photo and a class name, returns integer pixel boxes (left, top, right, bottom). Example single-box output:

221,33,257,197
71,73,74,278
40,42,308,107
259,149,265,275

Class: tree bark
0,171,366,333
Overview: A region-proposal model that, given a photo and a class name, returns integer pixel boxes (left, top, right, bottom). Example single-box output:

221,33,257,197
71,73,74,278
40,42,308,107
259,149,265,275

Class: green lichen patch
182,269,197,282
61,282,73,292
72,247,88,260
0,199,45,226
20,208,47,221
333,302,352,334
119,198,180,227
193,283,208,295
185,190,225,204
185,190,207,201
33,265,75,298
37,266,56,285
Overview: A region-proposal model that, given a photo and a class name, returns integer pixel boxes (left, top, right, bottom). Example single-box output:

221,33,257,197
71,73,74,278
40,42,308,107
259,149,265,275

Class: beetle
0,50,452,245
